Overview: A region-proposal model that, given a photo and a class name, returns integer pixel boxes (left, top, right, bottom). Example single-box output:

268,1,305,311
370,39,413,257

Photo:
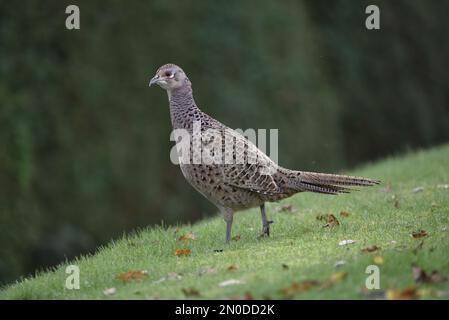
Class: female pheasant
149,64,379,243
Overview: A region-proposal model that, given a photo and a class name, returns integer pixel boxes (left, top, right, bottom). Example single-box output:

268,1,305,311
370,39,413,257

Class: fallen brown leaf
280,280,320,297
411,230,428,239
412,266,448,284
117,270,148,282
182,287,200,297
361,245,381,253
340,211,350,217
330,271,347,282
386,286,418,300
174,248,191,257
280,271,347,297
226,265,237,271
231,235,241,241
323,214,340,228
321,271,347,288
178,231,196,241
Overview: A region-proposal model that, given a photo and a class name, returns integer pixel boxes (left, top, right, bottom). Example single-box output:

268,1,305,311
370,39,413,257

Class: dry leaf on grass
321,271,347,288
280,280,320,297
182,287,200,297
339,239,356,246
330,271,347,282
411,230,428,239
361,245,381,253
226,265,237,271
275,204,296,213
219,279,244,287
231,235,241,241
103,287,116,295
334,260,346,268
174,248,191,257
411,187,424,193
117,270,148,282
340,211,350,217
323,214,340,228
386,286,418,300
412,266,448,284
281,271,348,297
178,231,196,241
373,256,385,265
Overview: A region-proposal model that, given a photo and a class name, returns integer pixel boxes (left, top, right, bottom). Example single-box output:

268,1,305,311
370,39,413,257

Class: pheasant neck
168,86,201,130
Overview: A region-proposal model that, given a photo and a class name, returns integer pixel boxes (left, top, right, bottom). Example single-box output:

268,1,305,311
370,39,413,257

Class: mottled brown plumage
149,64,379,243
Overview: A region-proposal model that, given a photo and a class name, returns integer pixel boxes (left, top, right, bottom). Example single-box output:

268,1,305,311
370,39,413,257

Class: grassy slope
1,144,449,300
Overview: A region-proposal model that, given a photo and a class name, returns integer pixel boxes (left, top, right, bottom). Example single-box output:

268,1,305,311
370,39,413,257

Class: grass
1,144,449,300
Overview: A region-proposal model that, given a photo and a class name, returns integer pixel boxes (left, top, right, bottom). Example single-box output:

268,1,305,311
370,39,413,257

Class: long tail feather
300,171,380,187
282,169,379,195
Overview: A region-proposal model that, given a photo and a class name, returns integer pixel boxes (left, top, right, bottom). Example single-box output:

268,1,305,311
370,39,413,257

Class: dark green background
1,0,448,285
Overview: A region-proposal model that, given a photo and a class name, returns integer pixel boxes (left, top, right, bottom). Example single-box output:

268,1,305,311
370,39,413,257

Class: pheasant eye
165,71,174,78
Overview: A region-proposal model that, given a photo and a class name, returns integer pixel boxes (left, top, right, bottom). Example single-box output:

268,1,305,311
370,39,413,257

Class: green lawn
1,144,449,300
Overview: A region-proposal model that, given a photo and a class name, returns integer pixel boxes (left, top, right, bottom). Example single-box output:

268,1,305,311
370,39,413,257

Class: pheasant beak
149,75,160,87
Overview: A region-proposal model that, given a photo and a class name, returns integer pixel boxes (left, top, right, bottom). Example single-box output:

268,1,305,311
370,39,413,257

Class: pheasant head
149,64,191,92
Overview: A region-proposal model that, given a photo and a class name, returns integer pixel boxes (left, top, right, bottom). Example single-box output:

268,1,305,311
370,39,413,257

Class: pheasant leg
259,203,273,237
222,208,234,244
